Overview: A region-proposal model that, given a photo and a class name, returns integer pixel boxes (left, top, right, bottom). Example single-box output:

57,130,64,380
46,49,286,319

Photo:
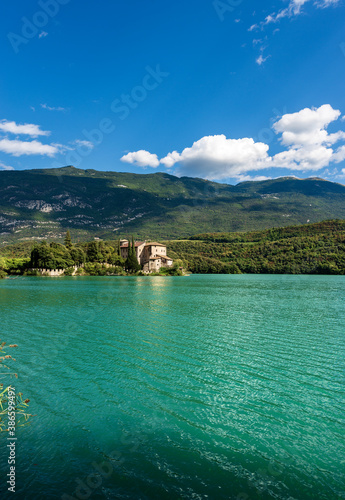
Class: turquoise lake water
0,275,344,499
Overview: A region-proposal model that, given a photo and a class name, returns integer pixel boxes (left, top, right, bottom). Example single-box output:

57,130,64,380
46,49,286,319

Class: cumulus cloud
119,104,345,180
332,145,345,163
270,104,345,170
272,145,333,170
121,150,160,168
161,135,270,180
0,138,58,157
0,119,50,137
160,151,181,168
0,118,67,157
273,104,342,145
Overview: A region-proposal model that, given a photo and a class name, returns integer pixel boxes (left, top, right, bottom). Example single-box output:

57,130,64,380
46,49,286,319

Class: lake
0,275,344,499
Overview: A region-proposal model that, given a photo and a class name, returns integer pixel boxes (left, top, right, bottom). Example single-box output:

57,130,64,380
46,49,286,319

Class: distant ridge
1,166,345,243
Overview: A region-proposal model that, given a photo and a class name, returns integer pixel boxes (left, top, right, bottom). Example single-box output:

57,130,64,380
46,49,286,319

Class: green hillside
1,220,345,276
1,167,345,244
166,220,345,274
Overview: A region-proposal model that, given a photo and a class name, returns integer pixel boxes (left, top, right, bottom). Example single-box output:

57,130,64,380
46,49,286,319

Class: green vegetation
0,232,184,277
64,229,72,249
28,237,125,275
166,220,345,274
1,221,345,276
125,237,141,272
1,167,345,243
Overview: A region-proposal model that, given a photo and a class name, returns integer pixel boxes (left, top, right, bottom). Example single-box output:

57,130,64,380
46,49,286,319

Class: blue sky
1,0,345,184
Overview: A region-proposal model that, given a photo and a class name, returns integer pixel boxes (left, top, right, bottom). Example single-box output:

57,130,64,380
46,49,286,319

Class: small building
120,240,173,272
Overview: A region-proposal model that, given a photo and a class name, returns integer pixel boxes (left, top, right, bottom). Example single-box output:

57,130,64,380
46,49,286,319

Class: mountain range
1,166,345,243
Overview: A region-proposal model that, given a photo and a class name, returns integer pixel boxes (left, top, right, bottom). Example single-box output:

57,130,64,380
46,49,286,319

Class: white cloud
273,104,341,144
120,105,345,180
121,150,160,168
270,104,345,170
0,161,14,171
160,151,181,168
41,103,67,112
272,145,334,170
51,140,94,154
72,140,94,149
234,174,272,182
317,0,339,7
256,54,270,65
0,119,50,137
162,135,270,180
332,145,345,163
38,31,48,38
250,1,340,64
0,138,58,157
264,0,338,23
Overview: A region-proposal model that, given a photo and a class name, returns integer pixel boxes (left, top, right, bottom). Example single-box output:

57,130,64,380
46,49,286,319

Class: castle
120,240,173,272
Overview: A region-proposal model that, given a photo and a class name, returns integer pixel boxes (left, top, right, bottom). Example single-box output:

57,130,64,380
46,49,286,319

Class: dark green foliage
108,253,125,266
27,237,125,274
167,220,345,275
70,247,86,266
156,263,184,276
2,167,345,244
30,241,74,269
64,230,72,249
86,241,104,263
0,241,34,258
125,236,141,272
3,219,345,276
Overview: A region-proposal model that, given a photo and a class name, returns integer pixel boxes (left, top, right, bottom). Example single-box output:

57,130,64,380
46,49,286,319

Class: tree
125,236,141,272
0,257,6,279
86,241,104,263
64,230,72,249
30,243,57,269
70,247,86,266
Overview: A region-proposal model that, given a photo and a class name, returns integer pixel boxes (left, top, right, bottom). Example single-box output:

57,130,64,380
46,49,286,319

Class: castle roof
145,242,165,247
156,254,173,260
